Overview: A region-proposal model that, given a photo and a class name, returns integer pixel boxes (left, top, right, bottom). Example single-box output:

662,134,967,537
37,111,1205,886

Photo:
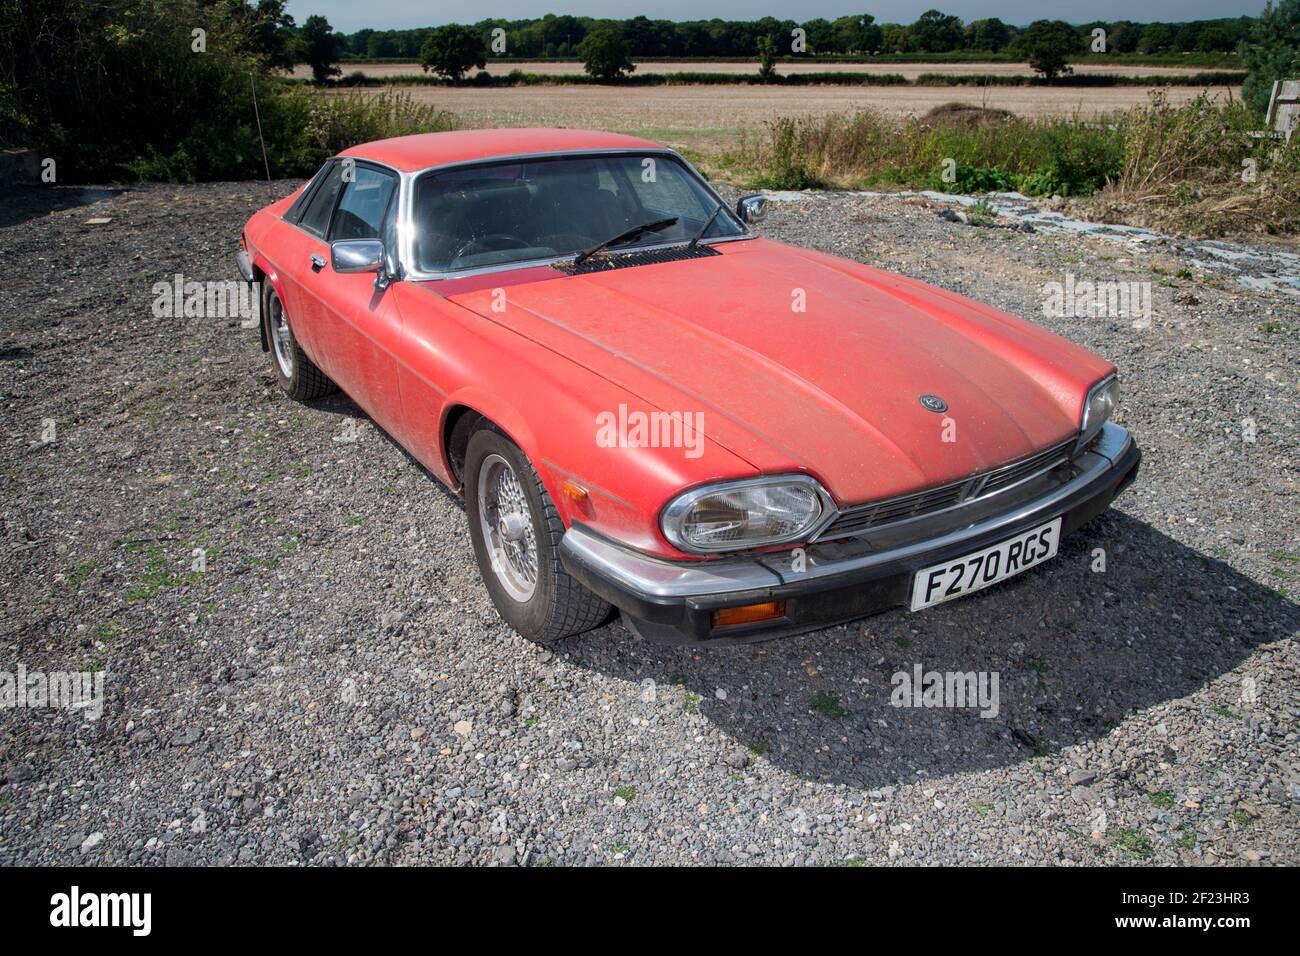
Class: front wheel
464,428,611,643
264,285,336,401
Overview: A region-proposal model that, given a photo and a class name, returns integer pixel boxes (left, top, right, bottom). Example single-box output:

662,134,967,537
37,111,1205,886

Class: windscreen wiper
572,217,678,266
689,203,724,249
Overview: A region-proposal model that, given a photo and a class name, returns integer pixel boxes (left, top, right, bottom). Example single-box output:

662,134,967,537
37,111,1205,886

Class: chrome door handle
310,253,326,271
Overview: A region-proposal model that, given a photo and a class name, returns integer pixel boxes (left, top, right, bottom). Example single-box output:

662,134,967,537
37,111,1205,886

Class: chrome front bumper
560,423,1140,644
236,250,255,283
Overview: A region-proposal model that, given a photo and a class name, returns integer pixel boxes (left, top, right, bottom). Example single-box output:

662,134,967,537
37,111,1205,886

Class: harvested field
372,83,1241,154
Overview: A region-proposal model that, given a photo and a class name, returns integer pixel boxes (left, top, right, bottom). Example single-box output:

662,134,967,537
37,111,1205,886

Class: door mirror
330,238,385,274
736,195,768,226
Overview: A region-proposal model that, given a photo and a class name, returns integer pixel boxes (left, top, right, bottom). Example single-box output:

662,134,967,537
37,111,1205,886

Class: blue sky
285,1,1270,34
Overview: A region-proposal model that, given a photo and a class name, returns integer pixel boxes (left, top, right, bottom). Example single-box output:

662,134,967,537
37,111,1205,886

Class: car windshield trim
398,148,752,281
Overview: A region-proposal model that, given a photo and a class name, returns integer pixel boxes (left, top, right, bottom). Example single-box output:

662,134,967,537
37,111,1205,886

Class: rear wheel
264,285,336,401
465,428,611,643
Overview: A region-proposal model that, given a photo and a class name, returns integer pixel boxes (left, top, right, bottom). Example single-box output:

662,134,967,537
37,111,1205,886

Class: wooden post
1265,79,1300,143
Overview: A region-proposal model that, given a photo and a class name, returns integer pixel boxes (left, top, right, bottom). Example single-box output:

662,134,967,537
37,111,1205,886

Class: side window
285,160,331,222
298,162,346,238
330,166,399,241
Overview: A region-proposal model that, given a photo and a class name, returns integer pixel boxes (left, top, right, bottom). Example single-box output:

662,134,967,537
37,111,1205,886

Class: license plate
909,517,1062,612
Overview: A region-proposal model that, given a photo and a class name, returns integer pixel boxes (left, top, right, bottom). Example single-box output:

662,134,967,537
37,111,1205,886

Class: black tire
264,285,336,401
465,428,611,643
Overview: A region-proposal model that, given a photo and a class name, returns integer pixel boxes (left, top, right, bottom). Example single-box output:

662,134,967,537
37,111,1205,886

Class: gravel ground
0,181,1296,867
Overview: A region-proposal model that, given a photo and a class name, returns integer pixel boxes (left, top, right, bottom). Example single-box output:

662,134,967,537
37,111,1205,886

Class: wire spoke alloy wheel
477,453,538,602
269,293,294,378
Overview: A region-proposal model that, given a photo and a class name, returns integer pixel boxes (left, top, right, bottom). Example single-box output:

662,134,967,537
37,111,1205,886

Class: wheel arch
439,393,541,492
250,254,287,354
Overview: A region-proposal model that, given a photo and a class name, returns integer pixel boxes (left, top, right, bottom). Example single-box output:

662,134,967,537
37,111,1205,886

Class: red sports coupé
237,128,1139,645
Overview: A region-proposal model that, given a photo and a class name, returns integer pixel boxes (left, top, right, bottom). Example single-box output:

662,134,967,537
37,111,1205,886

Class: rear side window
298,162,346,238
329,166,399,241
285,161,331,222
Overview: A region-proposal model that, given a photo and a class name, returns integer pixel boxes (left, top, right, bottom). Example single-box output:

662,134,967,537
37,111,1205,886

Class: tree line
347,12,1258,61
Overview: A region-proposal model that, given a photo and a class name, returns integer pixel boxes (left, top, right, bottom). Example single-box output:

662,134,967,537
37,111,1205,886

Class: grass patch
1148,791,1175,810
971,800,993,818
809,691,848,719
1230,809,1253,826
612,786,636,802
1213,705,1240,719
1112,827,1155,859
65,561,95,589
126,547,201,602
965,199,999,226
1173,831,1197,851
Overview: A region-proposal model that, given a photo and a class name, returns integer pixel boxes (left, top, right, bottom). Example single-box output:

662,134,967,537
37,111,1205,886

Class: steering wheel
451,233,531,263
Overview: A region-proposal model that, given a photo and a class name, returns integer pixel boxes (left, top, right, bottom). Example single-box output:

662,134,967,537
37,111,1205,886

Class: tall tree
299,15,345,83
419,24,486,83
964,18,1010,52
577,22,634,80
908,9,964,53
1016,20,1084,80
1242,0,1300,113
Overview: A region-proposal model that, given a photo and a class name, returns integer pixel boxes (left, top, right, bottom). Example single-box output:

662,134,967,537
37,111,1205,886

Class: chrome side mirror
736,195,768,226
330,239,391,290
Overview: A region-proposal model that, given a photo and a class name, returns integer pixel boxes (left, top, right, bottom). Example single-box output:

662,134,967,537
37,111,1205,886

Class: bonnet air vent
553,244,721,275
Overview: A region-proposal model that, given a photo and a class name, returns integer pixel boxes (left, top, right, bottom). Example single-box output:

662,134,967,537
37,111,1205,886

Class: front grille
815,437,1076,540
552,244,720,275
979,438,1074,494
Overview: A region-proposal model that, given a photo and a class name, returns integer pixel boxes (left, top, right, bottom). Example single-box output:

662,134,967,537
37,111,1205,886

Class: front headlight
1080,375,1119,444
661,475,831,553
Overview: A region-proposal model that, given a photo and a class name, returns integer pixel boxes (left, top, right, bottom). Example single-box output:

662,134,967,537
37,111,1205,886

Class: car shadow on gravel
0,185,127,229
559,511,1300,790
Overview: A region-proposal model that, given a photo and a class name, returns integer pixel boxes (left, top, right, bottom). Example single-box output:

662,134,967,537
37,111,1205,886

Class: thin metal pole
250,74,272,192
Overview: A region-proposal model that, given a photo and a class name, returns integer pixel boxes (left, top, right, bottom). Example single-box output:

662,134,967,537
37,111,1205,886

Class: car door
273,159,346,373
309,162,406,440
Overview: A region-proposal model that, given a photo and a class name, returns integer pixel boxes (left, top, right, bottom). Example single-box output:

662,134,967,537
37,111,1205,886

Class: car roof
338,128,667,173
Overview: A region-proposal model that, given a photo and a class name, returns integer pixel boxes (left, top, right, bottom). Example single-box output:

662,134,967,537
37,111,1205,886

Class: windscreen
411,153,744,273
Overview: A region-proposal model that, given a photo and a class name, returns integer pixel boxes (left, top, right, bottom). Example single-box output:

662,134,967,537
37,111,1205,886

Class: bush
0,1,458,182
735,96,1298,235
747,118,824,189
300,90,457,160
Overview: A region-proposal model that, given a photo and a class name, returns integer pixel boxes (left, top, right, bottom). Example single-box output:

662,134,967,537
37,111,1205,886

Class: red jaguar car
237,128,1139,645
